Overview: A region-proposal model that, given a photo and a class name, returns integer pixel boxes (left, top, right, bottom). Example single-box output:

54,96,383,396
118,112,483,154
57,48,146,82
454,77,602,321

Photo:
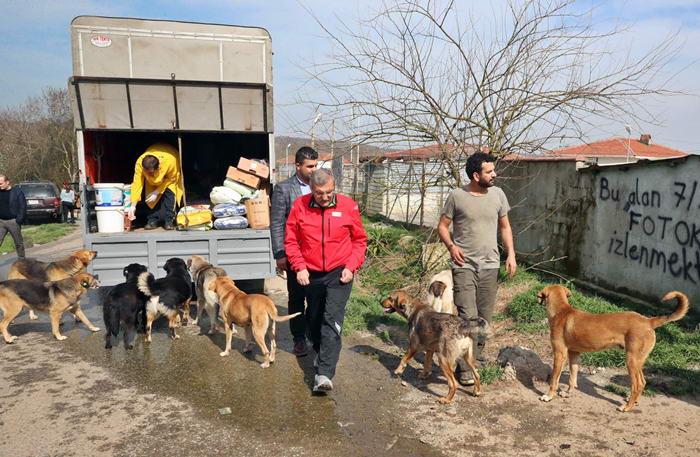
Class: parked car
16,181,61,221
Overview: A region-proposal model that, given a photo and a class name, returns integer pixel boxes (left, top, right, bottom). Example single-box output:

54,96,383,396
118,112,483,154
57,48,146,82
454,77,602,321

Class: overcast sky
1,0,698,153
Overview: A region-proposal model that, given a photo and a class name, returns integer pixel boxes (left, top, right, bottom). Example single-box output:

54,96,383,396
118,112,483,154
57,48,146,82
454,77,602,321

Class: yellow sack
177,205,213,226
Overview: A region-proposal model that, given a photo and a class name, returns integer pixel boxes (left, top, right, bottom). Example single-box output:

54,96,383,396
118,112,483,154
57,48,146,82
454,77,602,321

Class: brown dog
187,255,228,334
8,249,98,320
537,285,689,412
208,276,300,368
380,290,490,404
0,272,101,342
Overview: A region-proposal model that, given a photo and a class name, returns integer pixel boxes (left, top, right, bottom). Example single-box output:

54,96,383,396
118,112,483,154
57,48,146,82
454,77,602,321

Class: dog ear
536,289,547,304
123,267,129,278
208,279,218,291
187,258,192,268
564,287,573,297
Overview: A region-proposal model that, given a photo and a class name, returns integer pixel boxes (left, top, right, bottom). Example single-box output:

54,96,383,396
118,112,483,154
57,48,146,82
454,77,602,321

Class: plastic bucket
95,206,125,233
94,183,124,207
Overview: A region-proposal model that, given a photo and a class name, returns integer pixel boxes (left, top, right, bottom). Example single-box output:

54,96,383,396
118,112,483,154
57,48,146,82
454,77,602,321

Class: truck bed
87,228,274,285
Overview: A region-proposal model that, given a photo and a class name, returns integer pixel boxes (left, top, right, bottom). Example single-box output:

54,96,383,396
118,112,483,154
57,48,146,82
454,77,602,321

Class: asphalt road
0,229,443,457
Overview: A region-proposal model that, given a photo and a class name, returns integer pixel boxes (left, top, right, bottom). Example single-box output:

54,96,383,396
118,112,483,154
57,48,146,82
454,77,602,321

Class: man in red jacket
285,168,367,393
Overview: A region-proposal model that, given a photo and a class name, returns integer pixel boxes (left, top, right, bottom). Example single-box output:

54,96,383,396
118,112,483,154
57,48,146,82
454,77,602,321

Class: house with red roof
547,134,689,164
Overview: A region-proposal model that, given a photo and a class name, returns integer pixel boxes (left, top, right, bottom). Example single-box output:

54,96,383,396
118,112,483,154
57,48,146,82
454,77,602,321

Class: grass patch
0,222,75,254
506,283,700,396
605,383,656,398
344,293,405,334
478,363,504,385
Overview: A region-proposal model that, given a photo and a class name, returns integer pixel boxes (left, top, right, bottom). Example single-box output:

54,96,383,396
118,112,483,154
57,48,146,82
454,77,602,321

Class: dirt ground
368,281,700,457
0,257,697,456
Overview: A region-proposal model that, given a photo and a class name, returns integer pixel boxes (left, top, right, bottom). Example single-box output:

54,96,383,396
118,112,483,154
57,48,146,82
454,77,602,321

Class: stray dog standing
103,263,148,349
208,276,300,368
537,285,689,412
8,249,98,320
380,290,490,403
0,273,100,342
426,269,456,314
187,255,228,334
137,258,192,342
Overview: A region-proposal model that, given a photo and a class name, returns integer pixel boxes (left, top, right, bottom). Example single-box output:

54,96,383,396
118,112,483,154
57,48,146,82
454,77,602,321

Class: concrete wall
499,159,595,276
580,157,700,305
500,155,700,307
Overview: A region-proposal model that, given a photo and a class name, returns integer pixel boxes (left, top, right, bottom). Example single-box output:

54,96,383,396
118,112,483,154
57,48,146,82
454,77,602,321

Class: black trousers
304,266,353,379
286,269,307,341
61,201,75,222
137,188,176,224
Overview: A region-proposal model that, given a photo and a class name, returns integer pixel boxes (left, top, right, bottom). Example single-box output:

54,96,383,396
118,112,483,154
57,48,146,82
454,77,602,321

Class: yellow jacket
131,143,184,208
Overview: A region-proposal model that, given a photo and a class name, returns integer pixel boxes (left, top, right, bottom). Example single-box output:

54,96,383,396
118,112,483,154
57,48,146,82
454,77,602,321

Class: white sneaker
313,374,333,392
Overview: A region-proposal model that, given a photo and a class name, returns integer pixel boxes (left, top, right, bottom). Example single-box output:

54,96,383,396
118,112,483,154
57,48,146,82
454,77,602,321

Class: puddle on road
17,290,445,457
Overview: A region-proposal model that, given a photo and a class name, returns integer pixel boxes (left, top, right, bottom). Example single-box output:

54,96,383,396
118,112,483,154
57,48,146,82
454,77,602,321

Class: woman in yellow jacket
128,143,184,230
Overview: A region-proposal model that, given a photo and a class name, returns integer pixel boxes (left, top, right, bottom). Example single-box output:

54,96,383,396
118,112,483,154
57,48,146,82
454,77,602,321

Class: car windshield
20,184,57,198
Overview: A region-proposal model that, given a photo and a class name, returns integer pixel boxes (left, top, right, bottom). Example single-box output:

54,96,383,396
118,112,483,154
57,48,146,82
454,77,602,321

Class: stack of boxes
225,158,271,229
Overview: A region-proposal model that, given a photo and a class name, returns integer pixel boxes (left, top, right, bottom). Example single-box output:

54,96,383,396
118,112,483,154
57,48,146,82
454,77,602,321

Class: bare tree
301,0,681,186
0,88,78,184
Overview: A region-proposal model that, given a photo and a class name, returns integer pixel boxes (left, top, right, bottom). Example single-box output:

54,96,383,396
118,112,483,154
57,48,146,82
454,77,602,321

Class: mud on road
0,277,698,457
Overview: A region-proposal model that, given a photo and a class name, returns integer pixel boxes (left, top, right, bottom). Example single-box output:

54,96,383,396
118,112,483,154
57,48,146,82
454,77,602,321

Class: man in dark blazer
0,174,27,258
270,146,318,356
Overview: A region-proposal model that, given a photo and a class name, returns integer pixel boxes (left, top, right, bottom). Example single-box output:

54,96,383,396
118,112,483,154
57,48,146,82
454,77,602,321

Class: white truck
68,16,275,285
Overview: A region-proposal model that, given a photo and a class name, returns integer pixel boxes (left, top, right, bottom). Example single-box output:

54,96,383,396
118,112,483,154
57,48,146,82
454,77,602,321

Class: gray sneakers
313,374,333,392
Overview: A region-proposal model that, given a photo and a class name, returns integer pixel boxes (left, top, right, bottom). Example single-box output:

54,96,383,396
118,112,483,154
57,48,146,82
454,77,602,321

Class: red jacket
285,194,367,273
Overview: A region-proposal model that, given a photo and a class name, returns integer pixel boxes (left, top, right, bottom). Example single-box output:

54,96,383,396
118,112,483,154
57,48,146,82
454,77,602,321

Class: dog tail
266,302,301,322
650,291,689,329
137,272,157,297
459,316,491,339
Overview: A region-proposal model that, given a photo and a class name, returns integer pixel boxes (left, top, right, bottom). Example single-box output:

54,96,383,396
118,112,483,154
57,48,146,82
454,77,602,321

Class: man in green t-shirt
437,152,516,385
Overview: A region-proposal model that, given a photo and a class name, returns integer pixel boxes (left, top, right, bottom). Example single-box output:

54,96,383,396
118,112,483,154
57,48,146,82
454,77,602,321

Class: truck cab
68,16,275,285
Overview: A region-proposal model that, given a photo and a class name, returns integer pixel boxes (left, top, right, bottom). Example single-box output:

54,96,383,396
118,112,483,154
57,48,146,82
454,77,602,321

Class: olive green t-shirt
441,186,510,271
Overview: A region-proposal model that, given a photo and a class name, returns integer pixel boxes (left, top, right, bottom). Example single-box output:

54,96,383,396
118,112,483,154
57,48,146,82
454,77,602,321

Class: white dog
426,269,456,314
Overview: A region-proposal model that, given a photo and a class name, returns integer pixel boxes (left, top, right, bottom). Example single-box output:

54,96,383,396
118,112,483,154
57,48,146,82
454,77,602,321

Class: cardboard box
244,196,270,229
237,157,270,179
226,166,261,189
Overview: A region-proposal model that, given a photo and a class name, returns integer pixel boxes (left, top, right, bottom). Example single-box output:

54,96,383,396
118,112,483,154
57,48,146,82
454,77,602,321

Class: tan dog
187,255,228,334
209,276,300,368
426,269,456,314
8,249,98,320
380,290,490,404
537,285,689,412
0,273,101,342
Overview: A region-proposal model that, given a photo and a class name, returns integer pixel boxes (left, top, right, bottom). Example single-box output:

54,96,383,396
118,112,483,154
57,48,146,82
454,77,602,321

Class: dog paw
171,334,180,340
260,362,270,368
29,314,38,320
89,327,100,332
437,397,452,405
617,405,628,412
55,335,68,341
539,394,553,402
558,390,570,398
105,344,112,349
219,351,230,357
417,371,430,379
393,368,405,376
5,336,18,344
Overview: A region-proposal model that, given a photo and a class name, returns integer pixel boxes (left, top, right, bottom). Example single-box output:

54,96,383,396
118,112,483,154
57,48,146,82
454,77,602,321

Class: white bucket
95,206,125,233
94,183,124,207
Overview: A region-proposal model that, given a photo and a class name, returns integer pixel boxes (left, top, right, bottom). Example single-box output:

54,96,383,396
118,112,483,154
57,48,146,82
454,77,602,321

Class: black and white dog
103,263,149,350
137,257,192,342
